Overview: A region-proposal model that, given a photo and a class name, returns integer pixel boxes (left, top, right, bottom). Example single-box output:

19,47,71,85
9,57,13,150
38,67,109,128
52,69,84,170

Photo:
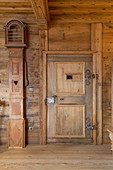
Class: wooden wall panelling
111,60,113,128
91,23,102,144
107,60,113,151
39,30,46,144
50,14,113,24
0,0,33,14
48,23,91,51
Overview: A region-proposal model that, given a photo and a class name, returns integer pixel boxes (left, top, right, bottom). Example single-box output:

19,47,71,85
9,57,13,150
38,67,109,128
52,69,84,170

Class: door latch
45,97,55,104
45,95,57,104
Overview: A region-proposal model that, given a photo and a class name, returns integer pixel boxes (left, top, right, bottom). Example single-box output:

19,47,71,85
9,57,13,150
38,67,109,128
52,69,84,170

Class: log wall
0,12,112,144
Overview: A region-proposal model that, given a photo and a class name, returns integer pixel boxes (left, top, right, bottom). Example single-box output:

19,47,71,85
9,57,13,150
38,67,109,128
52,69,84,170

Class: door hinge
86,125,96,130
92,74,95,79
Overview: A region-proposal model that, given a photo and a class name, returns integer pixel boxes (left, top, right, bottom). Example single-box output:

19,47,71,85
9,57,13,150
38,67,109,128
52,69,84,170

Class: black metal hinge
86,125,96,130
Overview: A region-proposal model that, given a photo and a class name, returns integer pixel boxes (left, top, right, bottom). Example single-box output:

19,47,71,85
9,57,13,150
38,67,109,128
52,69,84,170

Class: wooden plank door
47,55,93,144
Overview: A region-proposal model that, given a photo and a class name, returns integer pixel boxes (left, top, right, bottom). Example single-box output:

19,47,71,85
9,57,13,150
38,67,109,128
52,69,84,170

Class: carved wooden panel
12,62,19,75
12,80,19,92
8,120,25,148
55,62,85,95
12,102,21,115
55,105,85,137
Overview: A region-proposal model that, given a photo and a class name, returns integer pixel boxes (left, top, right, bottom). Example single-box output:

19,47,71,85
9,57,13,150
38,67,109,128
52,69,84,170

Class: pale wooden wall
0,13,112,144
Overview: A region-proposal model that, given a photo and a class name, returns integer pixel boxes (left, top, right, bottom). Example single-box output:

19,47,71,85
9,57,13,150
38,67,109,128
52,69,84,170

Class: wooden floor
0,144,113,170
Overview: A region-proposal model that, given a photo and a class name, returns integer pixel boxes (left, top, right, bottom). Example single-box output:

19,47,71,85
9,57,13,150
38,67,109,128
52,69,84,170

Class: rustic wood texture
55,105,85,137
107,129,113,151
0,0,33,14
30,0,49,29
0,0,113,145
30,0,49,20
48,23,91,51
55,62,85,95
6,19,26,148
39,30,46,144
0,145,112,170
91,24,102,145
47,54,93,144
0,14,40,145
111,60,113,128
7,119,25,148
92,54,97,145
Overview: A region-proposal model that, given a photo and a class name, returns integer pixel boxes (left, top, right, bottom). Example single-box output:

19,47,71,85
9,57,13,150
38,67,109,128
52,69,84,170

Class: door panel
55,105,85,137
55,62,85,95
47,55,93,144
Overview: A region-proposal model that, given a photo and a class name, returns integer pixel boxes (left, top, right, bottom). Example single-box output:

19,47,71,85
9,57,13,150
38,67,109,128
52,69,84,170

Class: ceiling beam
30,0,50,29
50,7,113,15
49,0,113,8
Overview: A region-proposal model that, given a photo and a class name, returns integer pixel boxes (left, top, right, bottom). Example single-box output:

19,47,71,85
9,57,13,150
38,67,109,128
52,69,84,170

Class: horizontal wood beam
50,7,113,15
0,2,31,7
0,0,29,2
0,7,33,14
43,51,97,55
49,0,113,8
50,14,113,24
30,0,50,29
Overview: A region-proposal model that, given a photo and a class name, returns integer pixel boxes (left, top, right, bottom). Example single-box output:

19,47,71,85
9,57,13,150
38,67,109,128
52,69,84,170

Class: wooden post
93,53,97,145
91,23,102,145
111,60,113,128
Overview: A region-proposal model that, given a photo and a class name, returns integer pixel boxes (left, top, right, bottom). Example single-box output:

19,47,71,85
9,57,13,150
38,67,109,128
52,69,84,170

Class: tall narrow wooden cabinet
5,20,26,148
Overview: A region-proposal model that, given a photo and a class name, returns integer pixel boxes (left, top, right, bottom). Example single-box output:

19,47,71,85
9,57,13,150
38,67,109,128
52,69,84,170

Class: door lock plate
45,97,55,104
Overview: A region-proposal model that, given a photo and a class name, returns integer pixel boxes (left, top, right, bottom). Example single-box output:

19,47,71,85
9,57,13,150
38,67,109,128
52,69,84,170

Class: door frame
42,50,102,145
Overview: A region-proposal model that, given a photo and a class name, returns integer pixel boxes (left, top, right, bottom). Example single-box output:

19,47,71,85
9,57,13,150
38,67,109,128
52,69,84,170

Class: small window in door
66,74,73,80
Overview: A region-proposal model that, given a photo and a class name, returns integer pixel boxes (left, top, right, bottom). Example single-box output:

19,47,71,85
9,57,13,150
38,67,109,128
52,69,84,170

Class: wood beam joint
30,0,50,29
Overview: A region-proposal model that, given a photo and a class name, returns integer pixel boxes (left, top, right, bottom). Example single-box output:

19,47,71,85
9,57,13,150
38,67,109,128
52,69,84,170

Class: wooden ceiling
0,0,113,28
0,0,113,15
49,0,113,15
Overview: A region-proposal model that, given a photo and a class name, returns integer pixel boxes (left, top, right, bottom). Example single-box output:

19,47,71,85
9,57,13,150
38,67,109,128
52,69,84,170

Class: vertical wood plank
39,30,43,144
42,52,47,144
91,23,102,145
45,30,49,51
7,120,9,148
111,60,113,128
39,30,47,144
93,54,97,145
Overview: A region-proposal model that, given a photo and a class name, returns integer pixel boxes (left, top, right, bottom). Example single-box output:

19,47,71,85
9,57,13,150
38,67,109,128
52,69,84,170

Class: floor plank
0,144,113,170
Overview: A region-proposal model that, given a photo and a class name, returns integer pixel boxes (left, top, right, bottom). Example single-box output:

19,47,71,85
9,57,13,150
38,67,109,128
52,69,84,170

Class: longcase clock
5,20,26,148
